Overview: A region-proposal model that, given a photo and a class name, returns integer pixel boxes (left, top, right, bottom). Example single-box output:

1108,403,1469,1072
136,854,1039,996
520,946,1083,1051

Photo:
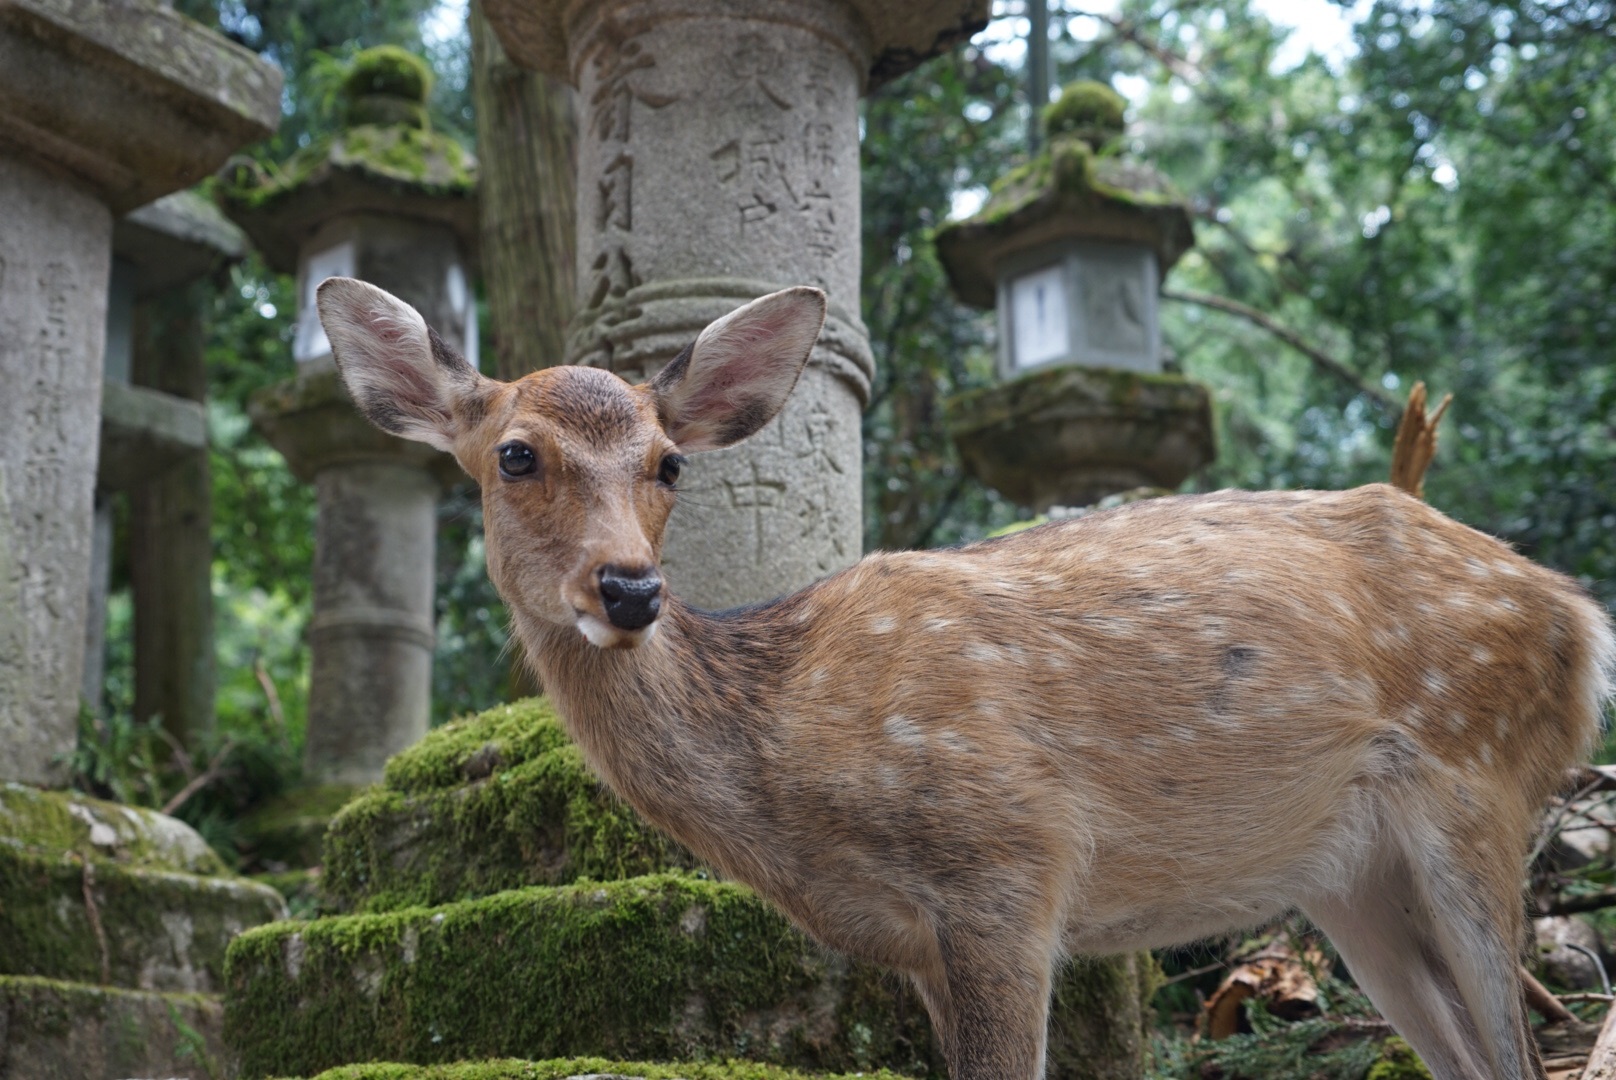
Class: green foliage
1365,1038,1434,1080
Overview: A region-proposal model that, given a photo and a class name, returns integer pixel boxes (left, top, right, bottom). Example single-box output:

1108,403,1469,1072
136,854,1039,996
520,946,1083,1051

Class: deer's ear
649,286,826,453
317,277,486,453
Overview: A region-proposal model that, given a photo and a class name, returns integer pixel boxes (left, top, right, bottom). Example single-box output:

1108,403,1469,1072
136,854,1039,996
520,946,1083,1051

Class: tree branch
1161,287,1401,414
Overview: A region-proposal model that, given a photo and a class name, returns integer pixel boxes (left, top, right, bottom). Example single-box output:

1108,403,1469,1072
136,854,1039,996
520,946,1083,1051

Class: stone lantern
476,0,990,609
0,0,280,787
220,47,477,786
935,81,1215,511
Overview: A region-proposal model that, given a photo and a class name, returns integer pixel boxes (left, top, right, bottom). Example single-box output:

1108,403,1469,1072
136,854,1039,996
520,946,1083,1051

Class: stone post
0,0,280,786
478,0,989,609
221,48,478,786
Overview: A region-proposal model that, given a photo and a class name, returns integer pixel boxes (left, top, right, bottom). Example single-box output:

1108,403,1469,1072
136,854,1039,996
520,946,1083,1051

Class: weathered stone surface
284,1059,912,1080
0,0,282,213
115,190,248,297
322,700,690,912
0,844,287,992
0,783,226,875
480,0,990,90
227,873,1152,1080
945,365,1215,511
0,156,112,786
0,974,225,1080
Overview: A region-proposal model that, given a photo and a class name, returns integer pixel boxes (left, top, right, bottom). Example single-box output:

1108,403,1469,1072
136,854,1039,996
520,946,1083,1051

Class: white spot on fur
935,730,972,753
924,617,953,633
1494,713,1509,740
808,667,828,686
1479,742,1494,766
1471,647,1492,665
1495,596,1520,612
576,613,656,649
1466,558,1491,579
868,615,896,635
1422,670,1448,697
883,715,925,747
965,642,1003,664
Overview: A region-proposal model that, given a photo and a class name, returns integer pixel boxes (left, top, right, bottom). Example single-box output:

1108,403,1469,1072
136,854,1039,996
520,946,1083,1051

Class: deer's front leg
916,932,1056,1080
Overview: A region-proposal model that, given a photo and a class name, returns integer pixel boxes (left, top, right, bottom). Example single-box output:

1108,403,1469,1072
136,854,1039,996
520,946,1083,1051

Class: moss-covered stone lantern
936,81,1214,511
220,46,478,786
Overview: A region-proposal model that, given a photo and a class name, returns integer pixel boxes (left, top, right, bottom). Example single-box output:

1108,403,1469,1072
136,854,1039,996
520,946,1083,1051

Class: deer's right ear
317,277,486,453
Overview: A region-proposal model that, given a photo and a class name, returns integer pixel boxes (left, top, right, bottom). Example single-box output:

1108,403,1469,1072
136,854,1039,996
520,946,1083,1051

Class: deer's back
767,484,1608,949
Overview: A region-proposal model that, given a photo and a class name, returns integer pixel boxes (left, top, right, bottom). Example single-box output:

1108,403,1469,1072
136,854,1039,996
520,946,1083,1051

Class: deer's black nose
598,566,663,630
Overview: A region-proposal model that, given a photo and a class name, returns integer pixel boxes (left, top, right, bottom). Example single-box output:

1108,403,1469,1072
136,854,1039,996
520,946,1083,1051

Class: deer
317,276,1615,1080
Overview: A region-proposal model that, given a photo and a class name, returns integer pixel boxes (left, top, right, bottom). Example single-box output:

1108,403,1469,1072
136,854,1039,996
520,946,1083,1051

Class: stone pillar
0,0,280,786
222,47,478,785
480,0,989,609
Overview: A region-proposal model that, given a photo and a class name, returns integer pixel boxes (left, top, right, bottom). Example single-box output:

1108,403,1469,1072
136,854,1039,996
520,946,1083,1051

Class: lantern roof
936,80,1194,310
218,46,477,274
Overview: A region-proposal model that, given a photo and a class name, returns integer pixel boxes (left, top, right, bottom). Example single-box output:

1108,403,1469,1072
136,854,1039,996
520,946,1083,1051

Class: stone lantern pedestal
0,0,280,787
478,0,989,609
936,81,1215,512
222,47,478,786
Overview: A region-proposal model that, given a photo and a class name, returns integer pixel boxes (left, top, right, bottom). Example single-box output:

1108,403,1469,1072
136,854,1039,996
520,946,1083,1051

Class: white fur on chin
576,613,657,650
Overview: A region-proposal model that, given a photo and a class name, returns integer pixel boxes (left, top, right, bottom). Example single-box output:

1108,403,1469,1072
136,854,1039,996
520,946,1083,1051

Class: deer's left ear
649,286,826,453
317,277,489,453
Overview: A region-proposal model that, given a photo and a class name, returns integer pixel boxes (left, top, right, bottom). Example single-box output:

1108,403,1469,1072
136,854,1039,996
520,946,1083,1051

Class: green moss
946,364,1205,437
290,1059,915,1080
0,782,226,875
343,46,433,106
1,975,224,1075
0,846,285,988
1043,81,1127,149
383,699,572,794
1366,1038,1434,1080
220,124,474,212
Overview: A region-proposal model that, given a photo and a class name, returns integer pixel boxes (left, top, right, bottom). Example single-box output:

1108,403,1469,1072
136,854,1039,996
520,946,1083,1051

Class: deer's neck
522,596,804,889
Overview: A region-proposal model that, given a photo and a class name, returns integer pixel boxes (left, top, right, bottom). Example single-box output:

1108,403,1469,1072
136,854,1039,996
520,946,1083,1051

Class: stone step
321,698,690,912
0,781,229,875
224,872,1151,1080
0,974,225,1080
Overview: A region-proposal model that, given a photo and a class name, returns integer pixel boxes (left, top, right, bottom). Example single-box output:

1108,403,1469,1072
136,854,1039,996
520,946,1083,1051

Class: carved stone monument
935,81,1215,511
221,47,477,786
0,0,281,786
478,0,990,609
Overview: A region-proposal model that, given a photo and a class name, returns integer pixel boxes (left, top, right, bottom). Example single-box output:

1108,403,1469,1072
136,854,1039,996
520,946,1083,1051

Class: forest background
82,0,1616,852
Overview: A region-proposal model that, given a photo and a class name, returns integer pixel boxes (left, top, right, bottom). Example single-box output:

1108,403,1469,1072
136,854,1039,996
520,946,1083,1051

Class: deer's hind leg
1302,855,1495,1080
912,928,1058,1080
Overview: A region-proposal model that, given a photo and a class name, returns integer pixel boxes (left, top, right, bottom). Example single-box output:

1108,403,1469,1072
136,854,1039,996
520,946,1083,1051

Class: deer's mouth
575,610,658,650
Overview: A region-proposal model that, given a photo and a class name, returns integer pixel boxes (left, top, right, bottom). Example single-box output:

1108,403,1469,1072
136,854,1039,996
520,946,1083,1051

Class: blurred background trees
84,0,1616,848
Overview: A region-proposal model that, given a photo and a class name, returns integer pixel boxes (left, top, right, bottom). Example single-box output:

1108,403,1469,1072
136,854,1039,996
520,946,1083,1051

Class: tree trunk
469,0,577,381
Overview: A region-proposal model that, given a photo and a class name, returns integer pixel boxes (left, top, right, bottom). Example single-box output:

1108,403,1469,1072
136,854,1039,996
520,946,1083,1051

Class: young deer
318,278,1615,1080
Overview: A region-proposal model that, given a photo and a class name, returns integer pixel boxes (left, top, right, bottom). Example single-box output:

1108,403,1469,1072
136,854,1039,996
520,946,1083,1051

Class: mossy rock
342,45,433,128
0,782,226,875
0,975,225,1080
322,700,691,912
240,784,363,871
287,1060,912,1080
0,846,286,992
226,872,1153,1080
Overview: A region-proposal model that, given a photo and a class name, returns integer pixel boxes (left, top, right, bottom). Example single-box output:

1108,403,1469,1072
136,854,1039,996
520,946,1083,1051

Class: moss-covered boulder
322,700,691,912
0,974,225,1080
226,872,1154,1080
0,782,226,874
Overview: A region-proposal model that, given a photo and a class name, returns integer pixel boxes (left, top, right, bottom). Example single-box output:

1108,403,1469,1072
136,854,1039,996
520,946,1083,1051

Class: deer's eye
497,442,538,479
657,453,685,487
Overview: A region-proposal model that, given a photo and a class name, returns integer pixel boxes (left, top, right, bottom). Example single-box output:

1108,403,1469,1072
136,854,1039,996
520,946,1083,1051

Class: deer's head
316,278,827,649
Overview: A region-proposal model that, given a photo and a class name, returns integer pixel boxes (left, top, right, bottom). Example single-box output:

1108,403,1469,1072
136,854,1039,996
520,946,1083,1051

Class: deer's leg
1303,862,1492,1080
916,932,1055,1080
1409,840,1547,1080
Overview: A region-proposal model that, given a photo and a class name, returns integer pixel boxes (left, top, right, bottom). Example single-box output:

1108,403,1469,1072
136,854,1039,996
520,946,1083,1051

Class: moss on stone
290,1059,914,1080
342,45,433,107
1366,1037,1434,1080
382,699,573,794
1,974,225,1078
0,782,226,875
0,846,285,991
1043,81,1127,150
946,364,1205,436
324,740,691,912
